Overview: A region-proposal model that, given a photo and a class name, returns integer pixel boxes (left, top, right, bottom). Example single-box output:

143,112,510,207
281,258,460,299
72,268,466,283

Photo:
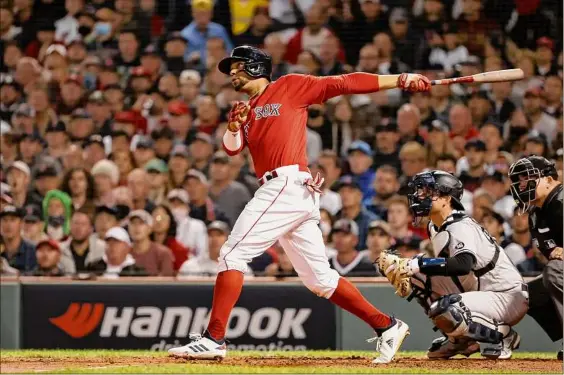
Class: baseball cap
335,175,362,191
168,100,190,116
180,70,202,85
0,74,21,91
71,108,91,119
368,220,392,236
167,189,189,204
0,183,12,204
88,90,106,104
171,144,189,158
83,55,102,67
482,171,505,184
105,226,132,247
130,66,151,78
194,132,213,145
0,205,23,219
45,121,67,134
429,119,450,133
536,37,554,50
45,43,67,57
83,134,105,149
207,220,230,235
34,164,59,179
332,219,359,236
390,7,408,23
7,161,31,177
211,151,229,164
95,205,119,217
393,235,423,251
142,44,160,57
0,120,11,136
128,209,154,226
23,205,42,223
482,208,505,225
114,111,137,124
464,138,486,152
14,103,35,118
525,131,548,145
135,136,154,150
36,239,61,252
375,119,398,133
144,158,168,173
184,169,208,185
192,0,213,10
151,127,175,141
167,32,188,45
347,140,373,156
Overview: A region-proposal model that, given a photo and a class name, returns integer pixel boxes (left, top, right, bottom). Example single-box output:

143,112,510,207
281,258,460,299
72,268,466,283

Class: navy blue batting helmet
218,45,272,80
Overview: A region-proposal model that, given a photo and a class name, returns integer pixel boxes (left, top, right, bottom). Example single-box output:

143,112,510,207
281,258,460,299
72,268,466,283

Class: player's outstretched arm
287,72,431,106
222,101,249,156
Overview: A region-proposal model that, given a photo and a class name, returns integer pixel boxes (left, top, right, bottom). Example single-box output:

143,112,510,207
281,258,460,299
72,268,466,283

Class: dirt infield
1,354,561,374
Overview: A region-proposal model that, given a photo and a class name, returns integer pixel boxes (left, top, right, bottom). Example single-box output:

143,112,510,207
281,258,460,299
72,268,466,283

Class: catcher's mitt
375,250,412,298
549,247,563,261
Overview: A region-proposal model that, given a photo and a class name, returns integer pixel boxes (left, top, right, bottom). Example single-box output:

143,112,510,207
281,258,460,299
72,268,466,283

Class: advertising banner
22,284,336,351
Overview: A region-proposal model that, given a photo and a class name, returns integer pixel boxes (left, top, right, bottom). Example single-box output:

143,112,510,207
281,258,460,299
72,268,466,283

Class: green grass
0,350,560,374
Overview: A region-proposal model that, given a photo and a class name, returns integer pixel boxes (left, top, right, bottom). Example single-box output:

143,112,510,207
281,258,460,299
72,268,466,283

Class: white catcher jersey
411,213,523,305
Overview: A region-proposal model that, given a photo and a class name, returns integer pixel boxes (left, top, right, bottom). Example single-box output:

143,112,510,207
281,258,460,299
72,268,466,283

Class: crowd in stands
0,0,562,278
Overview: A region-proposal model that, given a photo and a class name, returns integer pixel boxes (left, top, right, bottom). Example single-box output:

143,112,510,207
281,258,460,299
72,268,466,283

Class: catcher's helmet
508,155,557,213
408,170,465,218
218,45,272,80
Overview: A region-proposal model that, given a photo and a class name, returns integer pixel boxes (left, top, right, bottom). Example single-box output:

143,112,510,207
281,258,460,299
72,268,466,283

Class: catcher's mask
408,171,465,224
508,156,557,214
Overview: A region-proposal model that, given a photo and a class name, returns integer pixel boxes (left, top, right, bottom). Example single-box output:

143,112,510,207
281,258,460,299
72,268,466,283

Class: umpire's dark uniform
526,183,563,356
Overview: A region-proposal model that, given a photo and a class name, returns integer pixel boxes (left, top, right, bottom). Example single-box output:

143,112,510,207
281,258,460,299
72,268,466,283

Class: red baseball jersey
223,73,381,178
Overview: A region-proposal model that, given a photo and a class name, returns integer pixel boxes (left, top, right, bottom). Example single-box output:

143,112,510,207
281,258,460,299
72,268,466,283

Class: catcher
377,170,529,359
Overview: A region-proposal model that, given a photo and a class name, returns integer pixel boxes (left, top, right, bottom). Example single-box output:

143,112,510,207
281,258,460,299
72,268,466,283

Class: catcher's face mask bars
508,159,540,215
408,172,437,224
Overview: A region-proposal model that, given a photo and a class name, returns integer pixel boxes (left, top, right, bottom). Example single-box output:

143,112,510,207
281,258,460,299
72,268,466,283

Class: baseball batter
377,170,528,359
169,45,431,363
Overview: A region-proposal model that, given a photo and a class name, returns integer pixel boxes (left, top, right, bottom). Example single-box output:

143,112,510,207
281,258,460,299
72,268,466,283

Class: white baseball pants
218,165,340,298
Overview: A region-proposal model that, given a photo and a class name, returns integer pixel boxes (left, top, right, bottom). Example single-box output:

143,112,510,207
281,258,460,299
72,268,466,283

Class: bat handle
431,76,475,86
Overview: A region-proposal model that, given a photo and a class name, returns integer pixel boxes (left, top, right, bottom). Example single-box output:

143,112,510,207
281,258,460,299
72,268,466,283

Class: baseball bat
430,69,524,86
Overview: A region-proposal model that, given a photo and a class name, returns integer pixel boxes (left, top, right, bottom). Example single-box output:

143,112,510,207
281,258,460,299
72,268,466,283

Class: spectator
522,88,557,143
363,220,391,270
22,205,48,246
167,189,190,223
543,75,563,118
264,242,296,277
480,171,516,221
365,165,400,219
0,205,36,272
459,139,487,192
54,0,83,44
30,161,62,206
6,161,33,209
227,153,259,196
372,32,410,74
235,5,272,47
180,0,233,67
179,220,231,276
467,91,493,128
116,0,151,50
346,140,375,200
309,162,341,216
523,132,549,158
133,137,156,168
456,0,499,57
479,122,504,165
87,226,147,277
127,168,155,212
356,43,379,74
398,141,428,195
410,91,437,129
490,81,516,124
167,100,195,145
335,176,379,250
480,208,507,246
397,104,425,146
534,37,558,77
317,150,342,192
393,236,422,259
93,205,119,240
471,188,495,223
11,104,36,137
388,8,417,70
426,119,457,167
372,120,401,172
59,210,105,274
208,151,251,226
151,204,190,272
91,159,119,206
42,189,73,242
318,35,346,76
61,168,96,217
429,76,453,123
190,132,214,175
83,135,107,170
387,195,417,244
427,22,469,72
329,219,375,277
144,158,169,206
151,125,175,161
27,239,64,276
504,207,545,274
179,70,202,105
449,104,480,144
263,33,290,80
18,133,44,168
164,32,190,77
45,121,70,159
126,209,174,276
168,145,191,189
195,95,221,135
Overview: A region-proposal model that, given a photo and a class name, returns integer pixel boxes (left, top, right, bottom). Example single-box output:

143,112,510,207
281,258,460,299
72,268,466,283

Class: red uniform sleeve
283,73,380,107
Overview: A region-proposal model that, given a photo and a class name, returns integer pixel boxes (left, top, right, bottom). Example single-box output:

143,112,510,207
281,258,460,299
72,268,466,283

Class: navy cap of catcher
218,45,272,80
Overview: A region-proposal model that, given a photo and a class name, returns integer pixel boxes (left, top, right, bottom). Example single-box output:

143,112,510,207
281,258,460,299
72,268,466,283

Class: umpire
508,155,563,360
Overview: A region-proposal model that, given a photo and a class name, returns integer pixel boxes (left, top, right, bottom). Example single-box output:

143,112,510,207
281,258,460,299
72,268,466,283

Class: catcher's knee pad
429,294,471,337
302,269,340,298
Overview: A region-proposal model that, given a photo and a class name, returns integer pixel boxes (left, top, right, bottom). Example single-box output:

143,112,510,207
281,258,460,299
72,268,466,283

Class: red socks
206,270,244,340
329,277,392,330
